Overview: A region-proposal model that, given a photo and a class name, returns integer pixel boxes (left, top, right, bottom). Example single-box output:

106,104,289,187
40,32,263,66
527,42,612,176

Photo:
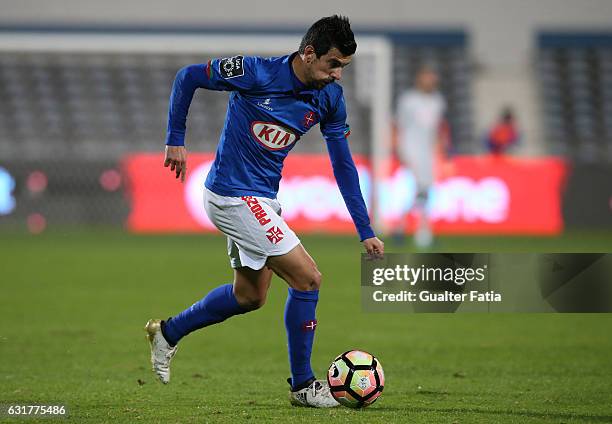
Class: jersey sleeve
320,91,350,142
165,56,259,146
203,55,259,91
322,91,375,241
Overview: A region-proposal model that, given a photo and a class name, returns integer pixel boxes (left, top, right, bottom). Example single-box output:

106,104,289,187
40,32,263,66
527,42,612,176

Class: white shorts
203,188,300,270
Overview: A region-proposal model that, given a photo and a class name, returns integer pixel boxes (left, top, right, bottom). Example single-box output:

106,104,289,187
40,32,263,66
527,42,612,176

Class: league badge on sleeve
219,55,245,79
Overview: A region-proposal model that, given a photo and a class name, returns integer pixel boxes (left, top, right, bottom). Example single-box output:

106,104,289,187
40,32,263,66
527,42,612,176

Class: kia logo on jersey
250,121,298,150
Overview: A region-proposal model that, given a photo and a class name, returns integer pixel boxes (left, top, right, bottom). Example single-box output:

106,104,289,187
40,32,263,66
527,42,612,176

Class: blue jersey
166,52,374,241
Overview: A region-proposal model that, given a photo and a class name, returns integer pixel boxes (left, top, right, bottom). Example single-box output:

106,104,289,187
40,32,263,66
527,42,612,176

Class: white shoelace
165,346,178,360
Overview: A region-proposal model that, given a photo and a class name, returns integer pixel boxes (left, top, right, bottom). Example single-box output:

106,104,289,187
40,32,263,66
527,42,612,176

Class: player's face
417,69,439,93
304,47,352,89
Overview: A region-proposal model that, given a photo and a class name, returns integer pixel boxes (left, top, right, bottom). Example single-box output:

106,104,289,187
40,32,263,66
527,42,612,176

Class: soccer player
396,65,447,248
145,15,384,408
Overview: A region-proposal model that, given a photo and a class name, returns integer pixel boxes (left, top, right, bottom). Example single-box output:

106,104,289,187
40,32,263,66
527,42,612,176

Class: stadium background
1,0,611,232
1,1,611,423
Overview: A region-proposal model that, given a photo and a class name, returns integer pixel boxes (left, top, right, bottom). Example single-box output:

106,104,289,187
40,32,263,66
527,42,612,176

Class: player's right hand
164,146,187,183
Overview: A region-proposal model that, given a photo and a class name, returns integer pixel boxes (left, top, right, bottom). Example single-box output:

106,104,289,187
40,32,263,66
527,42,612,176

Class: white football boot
289,379,340,408
145,319,178,384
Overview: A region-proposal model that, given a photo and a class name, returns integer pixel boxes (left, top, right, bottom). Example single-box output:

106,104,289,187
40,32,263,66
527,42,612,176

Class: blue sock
284,287,319,389
162,284,247,346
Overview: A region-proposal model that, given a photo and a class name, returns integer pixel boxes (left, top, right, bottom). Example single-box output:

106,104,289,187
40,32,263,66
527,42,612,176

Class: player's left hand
164,145,187,183
363,237,384,259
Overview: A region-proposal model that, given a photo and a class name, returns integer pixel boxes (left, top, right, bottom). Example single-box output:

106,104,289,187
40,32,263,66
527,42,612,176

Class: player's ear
302,45,316,64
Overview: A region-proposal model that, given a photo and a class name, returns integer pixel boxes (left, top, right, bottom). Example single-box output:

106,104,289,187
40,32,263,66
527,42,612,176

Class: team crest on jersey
219,55,244,79
250,121,298,150
302,111,317,129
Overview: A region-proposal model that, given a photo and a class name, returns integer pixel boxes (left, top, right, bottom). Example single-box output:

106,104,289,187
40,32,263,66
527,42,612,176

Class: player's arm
164,56,259,181
321,94,384,257
436,98,450,158
394,92,413,166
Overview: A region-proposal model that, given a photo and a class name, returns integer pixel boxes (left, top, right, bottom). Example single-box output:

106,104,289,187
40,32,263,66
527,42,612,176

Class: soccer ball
327,350,385,408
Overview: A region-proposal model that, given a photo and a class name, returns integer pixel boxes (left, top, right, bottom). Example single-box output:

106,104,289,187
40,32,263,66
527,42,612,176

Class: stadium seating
0,51,368,157
0,33,473,159
537,33,612,161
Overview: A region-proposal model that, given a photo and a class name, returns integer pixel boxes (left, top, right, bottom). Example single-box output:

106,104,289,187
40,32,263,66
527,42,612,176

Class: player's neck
291,54,309,86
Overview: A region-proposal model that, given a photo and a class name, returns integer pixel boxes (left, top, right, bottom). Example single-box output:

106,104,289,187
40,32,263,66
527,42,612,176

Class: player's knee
294,268,322,291
311,268,322,290
235,291,267,311
244,296,266,311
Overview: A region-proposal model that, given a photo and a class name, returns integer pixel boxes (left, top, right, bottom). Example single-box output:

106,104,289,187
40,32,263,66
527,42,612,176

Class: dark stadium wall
562,164,612,229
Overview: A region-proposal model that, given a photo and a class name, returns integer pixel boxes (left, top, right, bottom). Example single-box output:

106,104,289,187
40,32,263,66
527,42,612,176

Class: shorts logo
301,319,317,332
266,226,284,244
250,121,298,150
241,196,272,226
219,56,244,79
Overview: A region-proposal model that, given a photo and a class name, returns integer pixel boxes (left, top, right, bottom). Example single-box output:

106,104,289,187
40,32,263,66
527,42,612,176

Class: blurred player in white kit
396,65,447,248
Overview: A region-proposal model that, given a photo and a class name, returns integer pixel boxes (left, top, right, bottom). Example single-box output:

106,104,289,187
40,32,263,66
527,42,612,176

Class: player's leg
160,189,274,346
266,245,337,407
412,181,432,248
267,244,320,388
232,265,273,310
161,266,272,346
267,242,320,291
395,151,413,245
146,189,280,384
146,265,272,384
412,154,435,248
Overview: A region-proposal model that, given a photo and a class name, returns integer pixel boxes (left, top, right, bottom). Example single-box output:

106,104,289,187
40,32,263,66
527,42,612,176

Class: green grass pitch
1,230,611,423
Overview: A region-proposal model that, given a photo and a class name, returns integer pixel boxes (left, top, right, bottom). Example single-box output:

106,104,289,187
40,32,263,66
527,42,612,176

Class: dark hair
299,15,357,57
501,107,514,122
